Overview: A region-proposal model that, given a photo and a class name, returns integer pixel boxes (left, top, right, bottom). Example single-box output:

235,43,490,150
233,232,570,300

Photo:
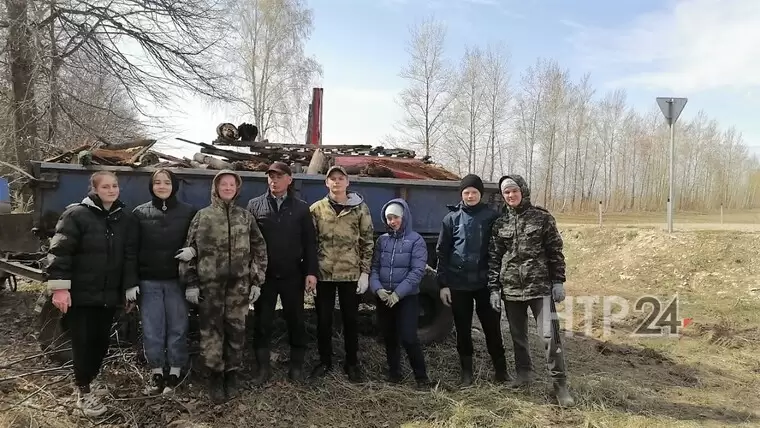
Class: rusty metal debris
42,136,460,180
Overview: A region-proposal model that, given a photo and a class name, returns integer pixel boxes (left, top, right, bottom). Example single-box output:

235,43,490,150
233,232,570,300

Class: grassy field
556,209,760,229
1,220,760,427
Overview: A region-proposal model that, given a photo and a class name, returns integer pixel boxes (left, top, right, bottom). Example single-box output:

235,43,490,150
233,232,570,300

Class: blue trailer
1,161,504,363
0,177,10,214
28,162,503,249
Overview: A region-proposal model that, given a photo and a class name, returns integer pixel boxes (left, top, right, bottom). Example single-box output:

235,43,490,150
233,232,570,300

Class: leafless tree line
0,0,322,179
0,0,238,175
226,0,322,144
394,17,760,212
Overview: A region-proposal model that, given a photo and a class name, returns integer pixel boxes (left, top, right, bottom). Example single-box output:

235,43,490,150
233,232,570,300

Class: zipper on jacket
226,206,232,279
104,214,112,307
388,235,398,291
513,213,526,299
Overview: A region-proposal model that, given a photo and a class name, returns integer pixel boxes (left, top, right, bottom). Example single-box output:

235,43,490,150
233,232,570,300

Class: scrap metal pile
43,124,460,180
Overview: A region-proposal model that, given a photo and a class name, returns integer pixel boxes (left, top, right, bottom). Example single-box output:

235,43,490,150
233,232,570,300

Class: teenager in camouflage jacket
487,174,574,407
179,170,267,403
309,165,374,382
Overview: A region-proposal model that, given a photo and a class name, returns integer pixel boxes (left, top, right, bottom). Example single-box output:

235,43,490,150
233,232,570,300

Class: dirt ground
2,218,760,427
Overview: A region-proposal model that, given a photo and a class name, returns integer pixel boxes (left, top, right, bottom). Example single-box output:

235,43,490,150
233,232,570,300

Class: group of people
436,173,574,408
43,162,574,418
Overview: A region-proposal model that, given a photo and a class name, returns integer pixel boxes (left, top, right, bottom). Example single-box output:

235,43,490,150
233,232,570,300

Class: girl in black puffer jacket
130,169,196,395
45,170,138,418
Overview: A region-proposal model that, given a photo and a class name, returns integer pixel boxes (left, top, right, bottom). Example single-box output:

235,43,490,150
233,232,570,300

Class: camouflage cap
326,165,348,177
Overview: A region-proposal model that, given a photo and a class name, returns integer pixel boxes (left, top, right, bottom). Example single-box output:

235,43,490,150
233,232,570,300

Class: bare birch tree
232,0,322,142
447,46,487,174
513,58,547,185
3,0,235,169
481,43,511,181
396,16,453,157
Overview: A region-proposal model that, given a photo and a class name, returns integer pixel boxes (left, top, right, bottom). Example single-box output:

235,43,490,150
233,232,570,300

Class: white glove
489,290,502,313
552,283,566,303
356,273,369,294
249,285,261,304
251,265,265,287
185,287,199,304
440,288,452,307
125,286,139,302
174,247,196,262
386,292,400,308
377,289,391,302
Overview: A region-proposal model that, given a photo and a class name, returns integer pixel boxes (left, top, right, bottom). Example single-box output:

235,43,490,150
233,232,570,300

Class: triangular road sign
656,97,688,125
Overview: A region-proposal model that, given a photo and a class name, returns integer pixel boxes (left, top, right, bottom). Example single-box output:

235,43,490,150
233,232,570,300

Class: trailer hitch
0,257,46,283
0,271,18,292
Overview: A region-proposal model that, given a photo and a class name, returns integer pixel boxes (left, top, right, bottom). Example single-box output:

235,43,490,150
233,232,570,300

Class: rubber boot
553,379,575,407
492,353,511,383
345,364,363,383
508,370,532,389
459,356,473,387
224,370,239,399
288,348,305,383
251,348,271,386
208,371,226,404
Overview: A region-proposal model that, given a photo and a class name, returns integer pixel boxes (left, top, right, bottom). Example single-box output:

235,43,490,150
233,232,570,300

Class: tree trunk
6,0,38,168
48,0,61,147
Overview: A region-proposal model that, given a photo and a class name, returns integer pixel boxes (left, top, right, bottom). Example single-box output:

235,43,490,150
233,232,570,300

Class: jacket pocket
523,224,543,248
497,227,514,239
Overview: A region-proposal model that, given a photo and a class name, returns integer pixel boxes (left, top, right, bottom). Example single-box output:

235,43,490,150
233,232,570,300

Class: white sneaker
90,379,110,397
76,390,107,418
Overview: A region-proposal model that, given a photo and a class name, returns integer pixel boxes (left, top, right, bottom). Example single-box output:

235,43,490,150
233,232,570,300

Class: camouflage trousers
198,278,249,373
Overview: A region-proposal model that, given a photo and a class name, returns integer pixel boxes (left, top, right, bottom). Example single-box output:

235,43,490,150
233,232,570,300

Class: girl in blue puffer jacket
370,198,432,389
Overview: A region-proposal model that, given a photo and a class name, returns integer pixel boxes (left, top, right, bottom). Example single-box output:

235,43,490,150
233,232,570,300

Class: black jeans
253,277,306,352
504,297,567,380
450,287,506,363
65,305,116,388
377,294,427,380
315,281,359,367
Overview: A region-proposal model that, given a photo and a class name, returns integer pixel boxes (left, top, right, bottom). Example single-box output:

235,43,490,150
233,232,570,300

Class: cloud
570,0,760,93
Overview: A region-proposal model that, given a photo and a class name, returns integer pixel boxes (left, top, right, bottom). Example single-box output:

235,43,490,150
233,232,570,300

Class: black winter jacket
45,194,138,307
133,170,196,281
246,191,318,281
436,202,500,290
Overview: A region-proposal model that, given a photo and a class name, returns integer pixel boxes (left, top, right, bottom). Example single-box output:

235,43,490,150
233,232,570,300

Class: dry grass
556,209,760,226
2,221,760,427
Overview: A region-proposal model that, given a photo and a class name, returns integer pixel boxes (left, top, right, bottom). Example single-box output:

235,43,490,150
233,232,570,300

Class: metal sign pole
668,107,674,233
656,97,688,234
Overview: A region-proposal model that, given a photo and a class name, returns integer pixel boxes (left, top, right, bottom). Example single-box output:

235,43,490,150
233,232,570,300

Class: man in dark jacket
130,169,197,395
246,162,318,384
436,174,507,387
488,174,574,407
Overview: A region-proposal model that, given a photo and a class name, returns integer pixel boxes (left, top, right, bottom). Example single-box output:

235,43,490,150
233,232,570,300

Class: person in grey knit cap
487,174,574,407
435,174,508,387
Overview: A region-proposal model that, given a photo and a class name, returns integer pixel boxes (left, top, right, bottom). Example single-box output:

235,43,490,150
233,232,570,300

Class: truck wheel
37,298,73,365
417,266,453,344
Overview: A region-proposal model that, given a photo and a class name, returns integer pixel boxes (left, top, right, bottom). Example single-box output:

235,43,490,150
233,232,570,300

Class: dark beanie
459,174,484,195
